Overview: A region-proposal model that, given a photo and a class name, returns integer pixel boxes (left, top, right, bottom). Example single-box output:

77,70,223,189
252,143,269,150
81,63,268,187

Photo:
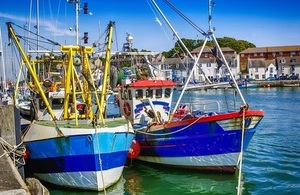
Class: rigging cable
146,0,190,66
162,0,207,36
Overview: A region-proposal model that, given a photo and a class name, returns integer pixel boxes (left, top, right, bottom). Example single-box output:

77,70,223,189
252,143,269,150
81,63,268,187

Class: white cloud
0,12,75,37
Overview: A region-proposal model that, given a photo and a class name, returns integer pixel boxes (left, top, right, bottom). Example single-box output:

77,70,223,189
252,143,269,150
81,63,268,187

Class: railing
172,100,221,114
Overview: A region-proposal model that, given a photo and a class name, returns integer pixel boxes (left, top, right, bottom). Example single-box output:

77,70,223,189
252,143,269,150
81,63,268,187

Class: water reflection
124,163,239,195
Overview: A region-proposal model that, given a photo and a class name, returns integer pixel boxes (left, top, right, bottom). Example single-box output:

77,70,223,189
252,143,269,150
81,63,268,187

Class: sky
0,0,300,79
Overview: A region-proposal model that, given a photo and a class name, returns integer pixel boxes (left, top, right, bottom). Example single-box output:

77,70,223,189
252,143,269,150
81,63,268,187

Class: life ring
114,94,120,107
123,101,131,116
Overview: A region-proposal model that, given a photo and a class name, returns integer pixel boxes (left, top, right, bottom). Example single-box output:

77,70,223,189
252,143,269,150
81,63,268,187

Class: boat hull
134,110,264,173
23,120,134,191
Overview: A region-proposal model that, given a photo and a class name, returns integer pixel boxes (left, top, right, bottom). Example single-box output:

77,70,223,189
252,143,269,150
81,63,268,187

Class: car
277,75,288,80
265,77,275,81
289,75,299,80
245,78,256,82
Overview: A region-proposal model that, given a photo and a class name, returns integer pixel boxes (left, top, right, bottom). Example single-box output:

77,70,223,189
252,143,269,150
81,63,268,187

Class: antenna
67,0,80,45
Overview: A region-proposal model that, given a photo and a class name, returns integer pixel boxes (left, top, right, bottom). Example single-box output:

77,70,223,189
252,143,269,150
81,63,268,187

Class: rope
237,105,246,195
135,115,203,136
0,137,26,167
94,125,106,195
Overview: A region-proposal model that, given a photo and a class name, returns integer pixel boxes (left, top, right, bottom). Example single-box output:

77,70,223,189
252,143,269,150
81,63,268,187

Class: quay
0,105,49,194
252,80,300,88
0,105,28,194
0,146,28,194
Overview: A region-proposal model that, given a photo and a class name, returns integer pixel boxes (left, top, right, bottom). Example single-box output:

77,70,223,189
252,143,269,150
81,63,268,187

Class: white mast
75,0,79,45
67,0,80,45
0,27,7,93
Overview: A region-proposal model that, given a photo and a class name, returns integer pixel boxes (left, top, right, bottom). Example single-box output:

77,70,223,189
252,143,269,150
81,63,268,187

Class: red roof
126,79,176,88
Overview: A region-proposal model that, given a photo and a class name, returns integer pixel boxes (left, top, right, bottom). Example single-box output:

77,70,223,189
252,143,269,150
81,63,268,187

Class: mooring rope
0,137,26,167
237,105,247,195
94,125,107,195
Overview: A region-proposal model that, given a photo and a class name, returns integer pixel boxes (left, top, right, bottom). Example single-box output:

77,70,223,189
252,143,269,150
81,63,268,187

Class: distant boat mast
67,0,80,45
0,27,7,92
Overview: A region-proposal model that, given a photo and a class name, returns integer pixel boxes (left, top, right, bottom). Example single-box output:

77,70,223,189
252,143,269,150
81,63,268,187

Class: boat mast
207,0,246,104
0,28,6,93
98,21,114,121
67,0,80,45
6,22,57,120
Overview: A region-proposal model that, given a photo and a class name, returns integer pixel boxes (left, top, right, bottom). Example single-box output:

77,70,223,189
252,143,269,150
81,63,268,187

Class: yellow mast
6,22,57,120
99,21,114,119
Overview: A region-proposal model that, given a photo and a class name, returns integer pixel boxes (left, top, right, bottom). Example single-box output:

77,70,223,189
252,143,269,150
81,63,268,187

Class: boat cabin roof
123,79,176,88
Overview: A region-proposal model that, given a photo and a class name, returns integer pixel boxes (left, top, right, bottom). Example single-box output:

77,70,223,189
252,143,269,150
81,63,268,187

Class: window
279,59,285,63
155,89,162,98
254,53,257,56
128,90,132,100
255,68,258,73
135,89,143,99
260,53,264,56
146,89,153,98
165,88,171,98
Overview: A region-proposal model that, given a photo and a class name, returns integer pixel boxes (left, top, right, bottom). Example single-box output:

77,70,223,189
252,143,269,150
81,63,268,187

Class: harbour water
47,87,300,195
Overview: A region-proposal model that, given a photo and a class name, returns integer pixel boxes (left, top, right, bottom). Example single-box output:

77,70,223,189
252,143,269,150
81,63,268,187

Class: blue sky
0,0,299,53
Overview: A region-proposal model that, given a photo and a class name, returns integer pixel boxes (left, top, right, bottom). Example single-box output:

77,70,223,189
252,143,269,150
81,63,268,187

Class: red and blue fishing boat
116,0,264,173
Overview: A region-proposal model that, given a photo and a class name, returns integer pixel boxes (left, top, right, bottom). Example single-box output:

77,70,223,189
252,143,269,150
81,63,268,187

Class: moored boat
116,0,264,173
7,21,134,191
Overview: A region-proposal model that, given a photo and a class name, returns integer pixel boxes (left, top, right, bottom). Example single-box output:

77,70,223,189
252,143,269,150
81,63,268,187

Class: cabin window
146,89,153,98
165,88,171,98
136,89,143,99
121,89,125,100
155,89,162,98
128,90,132,100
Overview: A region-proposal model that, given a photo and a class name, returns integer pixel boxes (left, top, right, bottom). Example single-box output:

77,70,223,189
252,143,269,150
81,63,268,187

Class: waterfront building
240,45,300,79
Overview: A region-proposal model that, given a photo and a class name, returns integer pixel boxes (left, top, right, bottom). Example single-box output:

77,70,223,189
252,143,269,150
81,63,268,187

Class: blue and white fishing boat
7,21,134,191
116,0,264,173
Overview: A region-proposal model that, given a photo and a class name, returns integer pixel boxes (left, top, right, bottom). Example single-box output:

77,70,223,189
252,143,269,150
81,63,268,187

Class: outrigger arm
6,22,57,120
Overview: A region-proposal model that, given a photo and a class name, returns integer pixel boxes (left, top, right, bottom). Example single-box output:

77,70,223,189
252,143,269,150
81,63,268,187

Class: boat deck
35,117,129,129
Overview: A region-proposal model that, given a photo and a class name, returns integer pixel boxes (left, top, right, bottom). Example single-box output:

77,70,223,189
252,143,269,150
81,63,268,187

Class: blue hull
26,132,134,173
134,113,263,172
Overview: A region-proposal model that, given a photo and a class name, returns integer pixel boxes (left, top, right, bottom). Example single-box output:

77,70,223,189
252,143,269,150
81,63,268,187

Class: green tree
163,37,256,57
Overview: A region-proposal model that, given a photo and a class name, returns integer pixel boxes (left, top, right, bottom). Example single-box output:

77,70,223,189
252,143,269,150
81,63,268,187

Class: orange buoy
127,140,140,159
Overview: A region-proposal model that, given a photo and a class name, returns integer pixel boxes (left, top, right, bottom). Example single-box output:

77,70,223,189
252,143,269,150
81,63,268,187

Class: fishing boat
7,21,134,191
283,83,300,87
116,0,264,173
238,81,259,89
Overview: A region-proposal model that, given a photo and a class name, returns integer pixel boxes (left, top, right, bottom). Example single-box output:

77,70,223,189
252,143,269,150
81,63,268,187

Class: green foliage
163,37,256,57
